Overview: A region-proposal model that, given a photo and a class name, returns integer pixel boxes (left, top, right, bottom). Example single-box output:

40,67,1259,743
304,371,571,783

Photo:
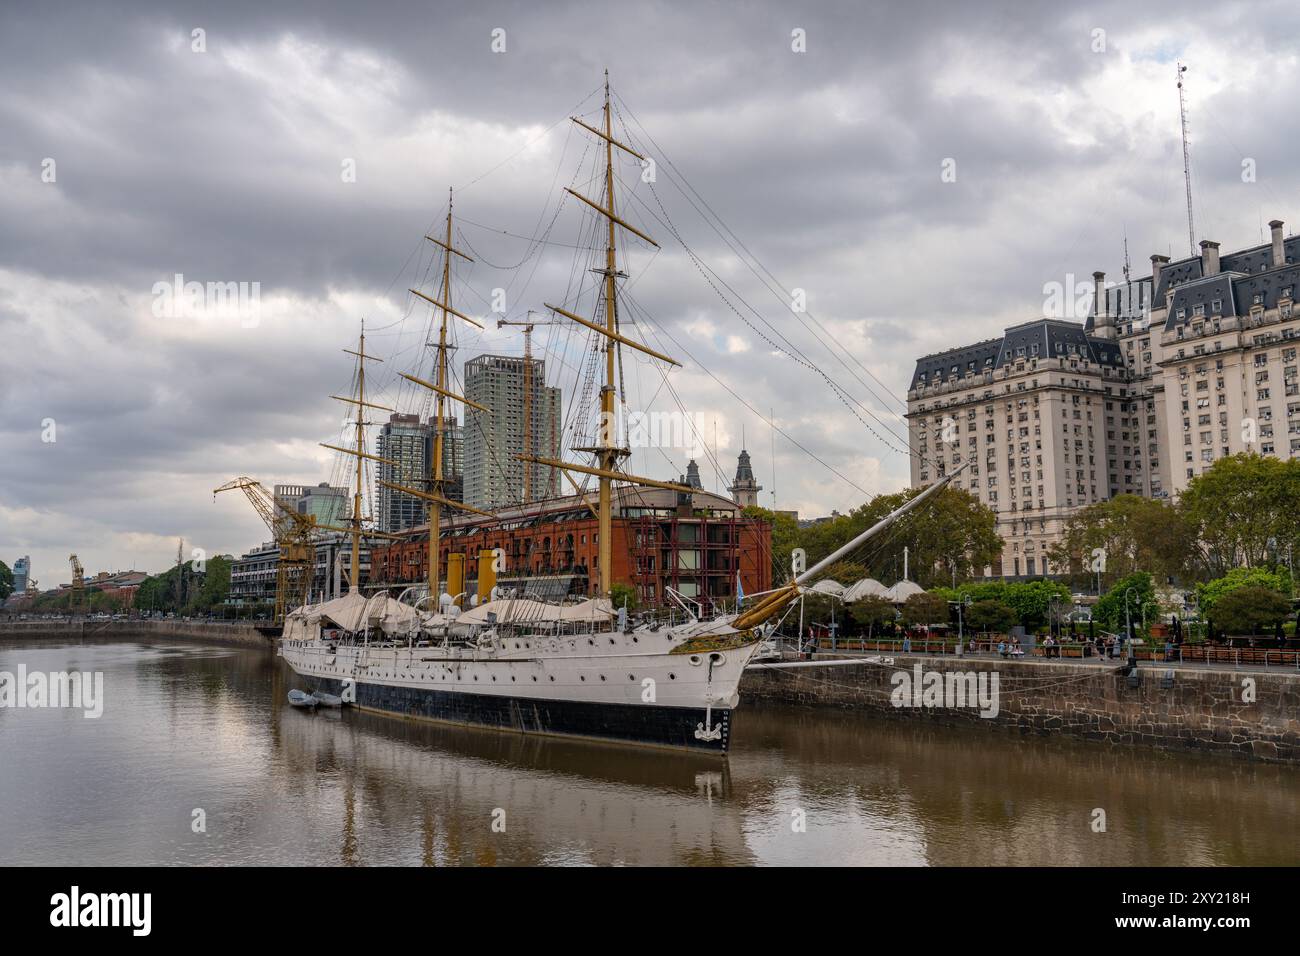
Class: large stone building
1147,221,1300,492
908,318,1130,577
907,216,1300,578
463,355,562,510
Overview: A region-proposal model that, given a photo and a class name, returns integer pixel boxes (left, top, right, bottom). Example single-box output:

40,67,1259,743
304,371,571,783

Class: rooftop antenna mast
769,409,777,510
1177,62,1196,257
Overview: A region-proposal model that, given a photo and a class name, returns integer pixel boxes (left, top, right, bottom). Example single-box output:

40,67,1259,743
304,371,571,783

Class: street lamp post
951,595,972,655
1124,587,1138,667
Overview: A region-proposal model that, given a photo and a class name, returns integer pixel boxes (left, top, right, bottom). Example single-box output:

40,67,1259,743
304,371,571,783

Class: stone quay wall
739,655,1300,763
0,619,275,651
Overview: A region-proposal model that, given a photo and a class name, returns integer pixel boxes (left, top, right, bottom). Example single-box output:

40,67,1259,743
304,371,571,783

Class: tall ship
270,76,965,753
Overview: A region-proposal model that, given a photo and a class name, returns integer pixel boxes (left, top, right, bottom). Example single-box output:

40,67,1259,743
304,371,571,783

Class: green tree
135,573,174,613
772,487,1000,591
1212,586,1292,637
188,555,232,612
1196,567,1290,619
966,599,1018,634
742,505,802,585
849,595,895,638
1047,494,1194,588
900,591,949,628
817,561,867,586
1000,579,1070,631
0,560,12,600
1179,453,1300,577
609,582,638,611
1094,571,1157,634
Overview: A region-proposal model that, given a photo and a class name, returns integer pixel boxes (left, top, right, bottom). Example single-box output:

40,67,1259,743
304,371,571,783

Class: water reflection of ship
274,682,751,866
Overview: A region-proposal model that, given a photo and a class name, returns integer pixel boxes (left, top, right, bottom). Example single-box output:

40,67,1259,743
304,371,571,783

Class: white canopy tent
282,590,425,641
453,597,616,628
842,578,888,602
884,579,924,604
806,579,845,597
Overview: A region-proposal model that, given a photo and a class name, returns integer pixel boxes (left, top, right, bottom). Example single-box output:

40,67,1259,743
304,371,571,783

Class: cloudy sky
3,0,1299,588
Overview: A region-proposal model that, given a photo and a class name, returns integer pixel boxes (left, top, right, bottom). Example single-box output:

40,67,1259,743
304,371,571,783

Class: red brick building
372,486,773,612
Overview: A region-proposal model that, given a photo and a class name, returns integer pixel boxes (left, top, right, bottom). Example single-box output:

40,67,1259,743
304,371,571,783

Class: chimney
1270,220,1285,268
1150,254,1170,289
1200,239,1220,277
1092,271,1114,338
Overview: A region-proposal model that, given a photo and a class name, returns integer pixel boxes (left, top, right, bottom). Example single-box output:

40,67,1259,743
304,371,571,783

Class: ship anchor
694,689,723,742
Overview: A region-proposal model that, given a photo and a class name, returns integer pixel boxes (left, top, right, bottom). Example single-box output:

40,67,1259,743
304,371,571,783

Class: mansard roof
911,319,1124,390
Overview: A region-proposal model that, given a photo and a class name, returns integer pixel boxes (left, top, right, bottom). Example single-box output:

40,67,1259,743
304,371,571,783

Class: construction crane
213,478,320,624
497,311,561,502
68,554,84,610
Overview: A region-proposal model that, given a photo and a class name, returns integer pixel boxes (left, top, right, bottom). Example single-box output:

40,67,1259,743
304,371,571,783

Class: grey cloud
3,0,1300,584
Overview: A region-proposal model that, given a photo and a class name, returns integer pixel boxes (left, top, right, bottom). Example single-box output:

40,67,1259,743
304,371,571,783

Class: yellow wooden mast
348,329,377,589
517,72,684,598
384,190,485,606
316,329,406,592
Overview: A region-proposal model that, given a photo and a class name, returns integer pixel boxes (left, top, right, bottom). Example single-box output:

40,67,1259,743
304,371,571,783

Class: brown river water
0,637,1296,866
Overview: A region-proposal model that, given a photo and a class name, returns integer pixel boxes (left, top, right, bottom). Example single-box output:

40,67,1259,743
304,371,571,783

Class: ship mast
383,190,494,607
353,331,365,585
320,327,407,591
430,194,454,603
518,73,695,597
597,72,620,598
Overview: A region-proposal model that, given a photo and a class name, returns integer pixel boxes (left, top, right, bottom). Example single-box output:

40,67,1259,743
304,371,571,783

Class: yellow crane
68,554,85,611
213,478,319,624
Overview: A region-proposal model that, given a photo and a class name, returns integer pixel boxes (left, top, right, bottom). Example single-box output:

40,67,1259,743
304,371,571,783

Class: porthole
689,655,703,666
588,639,594,646
669,673,676,680
473,675,478,681
532,676,538,682
511,676,516,682
599,675,605,681
549,675,555,681
491,675,497,681
580,675,586,681
627,674,635,681
632,636,638,643
609,638,615,645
